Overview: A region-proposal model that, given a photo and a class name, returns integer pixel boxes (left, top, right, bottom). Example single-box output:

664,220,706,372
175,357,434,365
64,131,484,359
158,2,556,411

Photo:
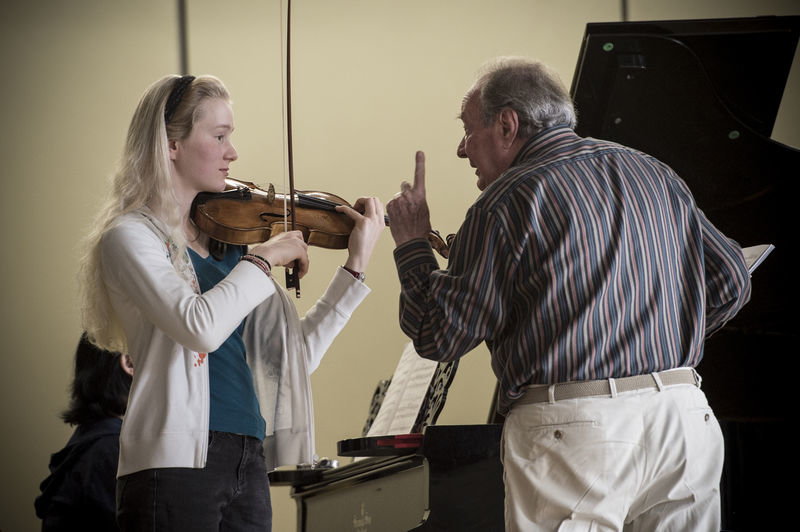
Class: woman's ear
119,354,134,377
168,139,179,161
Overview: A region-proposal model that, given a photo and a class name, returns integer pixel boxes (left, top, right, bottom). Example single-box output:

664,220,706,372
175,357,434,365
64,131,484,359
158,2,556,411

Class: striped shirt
394,126,751,414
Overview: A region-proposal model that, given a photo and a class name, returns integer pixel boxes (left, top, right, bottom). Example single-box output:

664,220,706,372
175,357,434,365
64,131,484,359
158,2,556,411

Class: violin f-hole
260,211,289,221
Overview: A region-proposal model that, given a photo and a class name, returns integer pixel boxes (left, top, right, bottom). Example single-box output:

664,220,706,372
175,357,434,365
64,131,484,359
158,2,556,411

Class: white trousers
502,382,723,531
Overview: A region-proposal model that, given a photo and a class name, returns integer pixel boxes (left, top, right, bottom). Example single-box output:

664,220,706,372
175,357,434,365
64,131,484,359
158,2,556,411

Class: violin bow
283,0,301,297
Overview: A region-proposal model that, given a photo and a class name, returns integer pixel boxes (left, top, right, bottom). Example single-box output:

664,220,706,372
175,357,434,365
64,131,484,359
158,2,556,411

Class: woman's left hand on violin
335,196,385,273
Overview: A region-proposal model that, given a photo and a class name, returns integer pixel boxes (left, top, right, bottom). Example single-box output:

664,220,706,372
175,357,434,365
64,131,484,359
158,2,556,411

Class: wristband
342,265,365,282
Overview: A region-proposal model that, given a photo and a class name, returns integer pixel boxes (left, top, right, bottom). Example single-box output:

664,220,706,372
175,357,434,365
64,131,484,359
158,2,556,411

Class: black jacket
35,417,122,531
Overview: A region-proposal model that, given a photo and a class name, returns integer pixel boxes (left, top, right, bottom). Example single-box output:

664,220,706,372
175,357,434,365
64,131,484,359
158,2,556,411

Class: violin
190,178,453,259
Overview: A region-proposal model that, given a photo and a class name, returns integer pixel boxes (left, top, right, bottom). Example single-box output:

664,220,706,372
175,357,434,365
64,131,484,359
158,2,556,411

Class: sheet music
366,342,438,436
743,244,775,274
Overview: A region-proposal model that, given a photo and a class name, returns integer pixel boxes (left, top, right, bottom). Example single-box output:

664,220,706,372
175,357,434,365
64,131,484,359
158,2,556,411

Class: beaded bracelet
246,253,272,271
240,254,272,277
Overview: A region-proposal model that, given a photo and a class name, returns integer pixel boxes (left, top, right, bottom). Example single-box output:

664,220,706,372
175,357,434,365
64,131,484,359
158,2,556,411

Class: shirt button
554,430,563,440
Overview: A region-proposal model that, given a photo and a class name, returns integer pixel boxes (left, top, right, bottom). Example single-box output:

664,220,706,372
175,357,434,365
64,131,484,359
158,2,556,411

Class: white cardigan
100,209,370,476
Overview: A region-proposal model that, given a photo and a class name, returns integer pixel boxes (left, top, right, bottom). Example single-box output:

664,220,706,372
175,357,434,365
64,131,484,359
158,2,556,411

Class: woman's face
170,97,238,198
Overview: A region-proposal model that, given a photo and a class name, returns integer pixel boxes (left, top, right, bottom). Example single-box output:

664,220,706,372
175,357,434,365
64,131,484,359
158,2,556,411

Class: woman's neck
184,217,210,257
167,172,212,257
147,191,211,258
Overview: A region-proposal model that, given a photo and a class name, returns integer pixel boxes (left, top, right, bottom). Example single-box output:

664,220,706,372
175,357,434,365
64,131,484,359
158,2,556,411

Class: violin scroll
426,230,452,259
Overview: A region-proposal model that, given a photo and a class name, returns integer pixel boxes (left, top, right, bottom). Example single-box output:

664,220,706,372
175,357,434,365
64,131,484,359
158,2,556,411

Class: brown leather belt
515,368,700,405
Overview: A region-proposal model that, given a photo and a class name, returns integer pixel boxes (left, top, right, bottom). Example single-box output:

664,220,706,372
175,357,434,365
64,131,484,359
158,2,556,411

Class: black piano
570,16,799,531
272,16,799,532
269,361,505,531
278,425,504,531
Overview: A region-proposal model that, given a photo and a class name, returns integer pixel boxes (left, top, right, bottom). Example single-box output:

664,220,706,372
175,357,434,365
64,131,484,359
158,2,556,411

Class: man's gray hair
472,57,577,137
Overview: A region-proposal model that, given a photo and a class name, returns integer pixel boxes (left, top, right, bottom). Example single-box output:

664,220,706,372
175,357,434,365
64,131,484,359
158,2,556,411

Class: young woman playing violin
78,74,384,531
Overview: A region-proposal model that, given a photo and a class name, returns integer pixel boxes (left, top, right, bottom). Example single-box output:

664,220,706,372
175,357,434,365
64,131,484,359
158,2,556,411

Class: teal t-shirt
188,246,266,440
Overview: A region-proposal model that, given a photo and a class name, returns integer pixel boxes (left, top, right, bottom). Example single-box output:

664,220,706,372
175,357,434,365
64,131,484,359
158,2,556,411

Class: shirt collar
511,125,579,168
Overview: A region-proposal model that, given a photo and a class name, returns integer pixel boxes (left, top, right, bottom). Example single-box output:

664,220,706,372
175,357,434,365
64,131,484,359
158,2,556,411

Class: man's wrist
391,231,430,248
393,238,438,276
394,236,431,252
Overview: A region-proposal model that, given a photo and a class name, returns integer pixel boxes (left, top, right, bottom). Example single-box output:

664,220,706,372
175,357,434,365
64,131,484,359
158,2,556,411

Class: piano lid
571,16,799,139
570,17,799,219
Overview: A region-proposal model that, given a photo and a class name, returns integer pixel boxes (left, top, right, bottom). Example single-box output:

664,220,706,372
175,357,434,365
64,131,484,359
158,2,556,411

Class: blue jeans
116,432,271,531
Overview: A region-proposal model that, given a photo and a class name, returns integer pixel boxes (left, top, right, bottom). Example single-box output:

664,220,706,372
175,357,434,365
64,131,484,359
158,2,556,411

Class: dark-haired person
35,335,133,531
77,75,384,531
387,57,752,531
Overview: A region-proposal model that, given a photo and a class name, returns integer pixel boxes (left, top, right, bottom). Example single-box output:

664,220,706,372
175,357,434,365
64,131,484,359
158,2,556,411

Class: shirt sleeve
300,267,371,372
393,205,513,362
100,219,276,353
700,211,752,337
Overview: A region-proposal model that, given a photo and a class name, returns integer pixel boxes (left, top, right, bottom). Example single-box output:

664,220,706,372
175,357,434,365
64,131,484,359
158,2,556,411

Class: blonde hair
79,74,231,352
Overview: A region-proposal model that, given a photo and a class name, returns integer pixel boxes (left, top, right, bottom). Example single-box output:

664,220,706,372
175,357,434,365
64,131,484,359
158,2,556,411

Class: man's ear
497,107,520,148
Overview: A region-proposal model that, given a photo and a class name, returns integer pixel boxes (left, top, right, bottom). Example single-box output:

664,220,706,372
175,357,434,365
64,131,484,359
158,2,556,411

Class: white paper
742,244,775,274
366,342,438,436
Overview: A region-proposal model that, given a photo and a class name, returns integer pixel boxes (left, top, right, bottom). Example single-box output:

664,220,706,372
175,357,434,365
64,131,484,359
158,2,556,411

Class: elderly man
386,57,751,531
